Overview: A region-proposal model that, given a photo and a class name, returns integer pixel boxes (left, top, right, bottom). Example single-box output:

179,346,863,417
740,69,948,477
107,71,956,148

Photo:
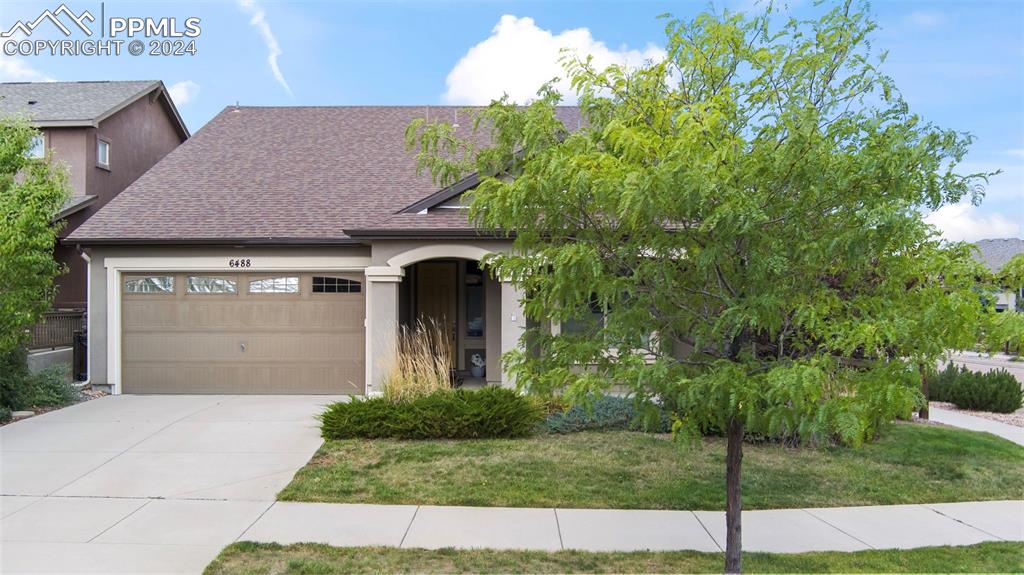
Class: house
973,238,1024,312
67,106,580,395
0,80,189,312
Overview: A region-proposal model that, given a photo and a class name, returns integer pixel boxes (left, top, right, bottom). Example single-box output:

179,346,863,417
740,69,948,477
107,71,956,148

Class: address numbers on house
228,259,252,268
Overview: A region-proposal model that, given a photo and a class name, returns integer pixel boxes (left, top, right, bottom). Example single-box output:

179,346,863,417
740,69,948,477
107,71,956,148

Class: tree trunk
724,417,744,574
919,364,929,420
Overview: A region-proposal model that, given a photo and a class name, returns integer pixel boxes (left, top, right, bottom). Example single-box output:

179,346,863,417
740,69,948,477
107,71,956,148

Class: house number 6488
228,259,251,268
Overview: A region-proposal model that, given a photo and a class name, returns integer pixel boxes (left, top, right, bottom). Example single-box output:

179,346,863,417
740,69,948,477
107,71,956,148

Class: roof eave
62,236,363,247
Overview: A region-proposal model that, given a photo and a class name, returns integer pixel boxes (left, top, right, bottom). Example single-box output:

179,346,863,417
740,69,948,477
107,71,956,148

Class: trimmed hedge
543,395,671,434
321,386,544,440
929,363,1023,414
1,348,76,411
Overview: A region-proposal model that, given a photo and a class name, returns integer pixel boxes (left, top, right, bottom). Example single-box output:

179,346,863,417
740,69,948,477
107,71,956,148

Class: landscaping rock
11,410,35,420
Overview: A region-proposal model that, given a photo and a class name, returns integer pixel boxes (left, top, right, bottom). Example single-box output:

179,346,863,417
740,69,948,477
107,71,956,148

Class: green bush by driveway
280,424,1024,509
929,363,1023,413
320,387,543,440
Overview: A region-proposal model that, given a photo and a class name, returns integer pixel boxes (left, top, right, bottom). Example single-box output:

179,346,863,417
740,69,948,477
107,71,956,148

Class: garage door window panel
312,276,362,293
249,276,300,294
124,276,175,294
187,276,238,294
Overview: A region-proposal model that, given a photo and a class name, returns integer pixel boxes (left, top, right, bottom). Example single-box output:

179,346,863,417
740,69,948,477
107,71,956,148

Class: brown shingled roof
68,105,580,244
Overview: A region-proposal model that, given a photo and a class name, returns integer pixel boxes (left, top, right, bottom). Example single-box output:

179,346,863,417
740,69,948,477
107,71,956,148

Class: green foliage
0,118,69,354
0,405,11,423
0,347,77,411
320,387,544,440
0,347,32,410
407,1,996,449
543,395,671,434
929,364,1023,414
27,364,75,407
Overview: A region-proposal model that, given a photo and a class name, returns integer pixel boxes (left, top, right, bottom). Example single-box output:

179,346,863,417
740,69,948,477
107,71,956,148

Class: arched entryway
364,244,523,395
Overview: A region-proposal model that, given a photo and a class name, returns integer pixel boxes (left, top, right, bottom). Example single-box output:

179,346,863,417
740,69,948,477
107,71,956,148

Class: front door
415,262,458,359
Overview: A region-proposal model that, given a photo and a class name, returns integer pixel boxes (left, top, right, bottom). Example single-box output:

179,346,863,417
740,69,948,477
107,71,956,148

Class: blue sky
1,0,1021,241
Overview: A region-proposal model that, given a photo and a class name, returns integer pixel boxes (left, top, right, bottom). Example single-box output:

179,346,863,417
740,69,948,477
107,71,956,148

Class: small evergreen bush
929,363,1023,413
321,386,544,440
543,395,672,434
0,405,11,424
28,365,76,407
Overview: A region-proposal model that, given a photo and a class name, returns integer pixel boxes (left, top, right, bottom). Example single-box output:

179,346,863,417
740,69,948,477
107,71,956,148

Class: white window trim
97,138,110,169
29,134,46,158
104,254,370,395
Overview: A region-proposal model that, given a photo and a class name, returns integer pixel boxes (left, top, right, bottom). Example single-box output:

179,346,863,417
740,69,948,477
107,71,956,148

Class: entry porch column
365,266,404,396
499,281,526,389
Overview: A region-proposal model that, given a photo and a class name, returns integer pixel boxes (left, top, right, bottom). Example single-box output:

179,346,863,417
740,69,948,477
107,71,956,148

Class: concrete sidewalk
931,407,1024,446
4,497,1019,573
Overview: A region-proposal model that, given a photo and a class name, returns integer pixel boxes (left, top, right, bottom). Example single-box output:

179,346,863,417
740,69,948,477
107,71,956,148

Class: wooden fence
27,311,84,349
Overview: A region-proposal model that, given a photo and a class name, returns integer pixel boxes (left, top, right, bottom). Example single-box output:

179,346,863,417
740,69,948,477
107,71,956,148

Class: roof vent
27,100,37,105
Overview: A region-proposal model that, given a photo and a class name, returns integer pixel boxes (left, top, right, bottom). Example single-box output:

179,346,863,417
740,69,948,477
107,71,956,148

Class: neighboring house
973,238,1024,312
0,80,189,311
67,106,581,395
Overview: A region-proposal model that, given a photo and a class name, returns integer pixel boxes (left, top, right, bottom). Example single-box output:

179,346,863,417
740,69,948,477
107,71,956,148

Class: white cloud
906,10,948,28
442,15,664,105
237,0,292,96
926,202,1021,242
167,80,200,106
0,37,54,82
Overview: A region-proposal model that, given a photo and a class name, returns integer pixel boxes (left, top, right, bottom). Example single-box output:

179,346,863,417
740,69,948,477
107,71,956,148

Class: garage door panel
122,271,365,394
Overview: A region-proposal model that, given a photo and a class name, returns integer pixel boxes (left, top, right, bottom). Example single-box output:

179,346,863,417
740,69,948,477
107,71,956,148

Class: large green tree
408,2,1013,571
0,118,69,353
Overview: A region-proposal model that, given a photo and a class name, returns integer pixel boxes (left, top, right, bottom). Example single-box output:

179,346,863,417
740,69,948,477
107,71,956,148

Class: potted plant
470,353,486,378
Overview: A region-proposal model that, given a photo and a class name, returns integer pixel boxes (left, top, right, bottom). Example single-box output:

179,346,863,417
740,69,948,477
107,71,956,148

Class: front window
97,138,110,168
249,276,299,294
125,276,174,294
465,261,485,337
28,135,45,158
561,294,605,336
187,276,237,294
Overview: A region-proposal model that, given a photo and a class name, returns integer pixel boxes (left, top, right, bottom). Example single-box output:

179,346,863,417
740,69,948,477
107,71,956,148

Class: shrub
381,320,452,403
928,363,1023,413
28,365,76,407
0,347,32,410
0,348,76,411
0,405,11,424
321,386,544,440
543,395,672,434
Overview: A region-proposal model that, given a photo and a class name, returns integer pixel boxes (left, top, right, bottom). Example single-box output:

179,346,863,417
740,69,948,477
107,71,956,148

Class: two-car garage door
121,271,365,394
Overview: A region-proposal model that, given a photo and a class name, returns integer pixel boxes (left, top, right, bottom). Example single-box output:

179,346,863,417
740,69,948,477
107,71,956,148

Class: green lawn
204,542,1024,574
278,423,1024,509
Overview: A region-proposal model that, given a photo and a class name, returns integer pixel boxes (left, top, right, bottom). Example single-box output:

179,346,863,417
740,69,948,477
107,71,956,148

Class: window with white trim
97,138,110,168
249,276,299,294
187,276,237,294
125,276,174,294
28,135,45,158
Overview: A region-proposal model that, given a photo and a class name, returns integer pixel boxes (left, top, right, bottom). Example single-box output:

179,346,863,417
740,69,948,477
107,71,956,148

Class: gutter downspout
78,246,91,387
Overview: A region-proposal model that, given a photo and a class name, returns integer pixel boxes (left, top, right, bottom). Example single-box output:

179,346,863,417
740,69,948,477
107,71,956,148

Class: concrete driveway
0,394,340,574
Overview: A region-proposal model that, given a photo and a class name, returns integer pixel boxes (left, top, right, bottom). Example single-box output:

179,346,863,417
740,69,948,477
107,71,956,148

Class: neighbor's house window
124,276,174,294
249,276,299,294
312,276,361,293
28,135,45,158
187,276,237,294
96,138,110,168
